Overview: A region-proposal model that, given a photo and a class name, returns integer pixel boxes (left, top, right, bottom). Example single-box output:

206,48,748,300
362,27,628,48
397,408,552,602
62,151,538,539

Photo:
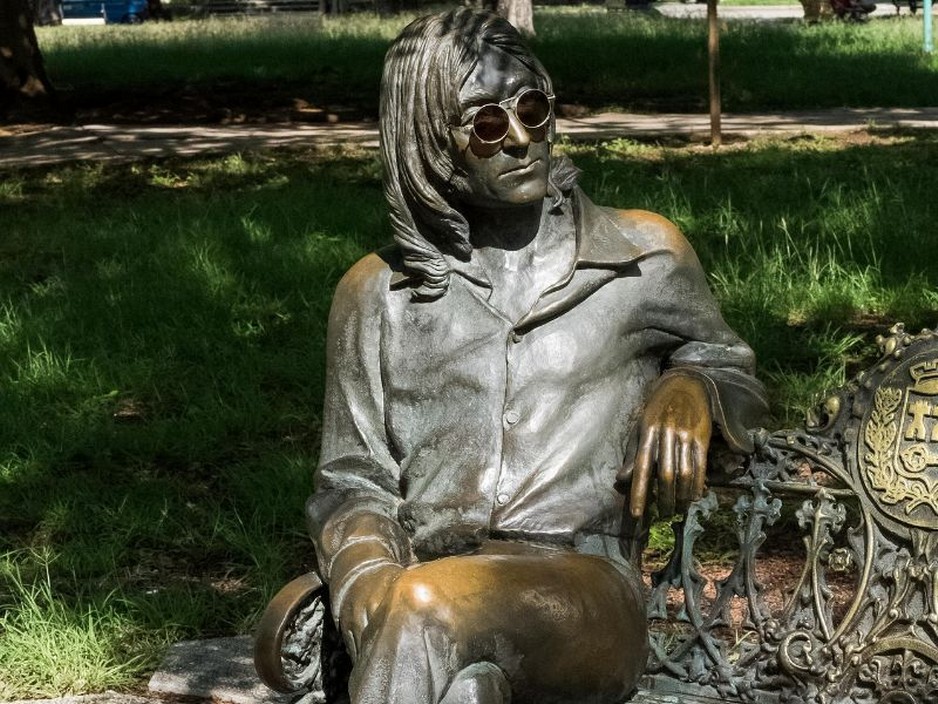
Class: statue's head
380,8,578,300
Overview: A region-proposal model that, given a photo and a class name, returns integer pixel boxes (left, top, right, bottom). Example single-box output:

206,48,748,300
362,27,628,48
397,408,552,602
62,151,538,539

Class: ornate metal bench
255,324,938,704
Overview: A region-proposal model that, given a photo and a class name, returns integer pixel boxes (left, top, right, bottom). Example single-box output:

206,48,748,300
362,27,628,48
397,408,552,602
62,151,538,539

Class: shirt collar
571,188,645,269
388,188,646,290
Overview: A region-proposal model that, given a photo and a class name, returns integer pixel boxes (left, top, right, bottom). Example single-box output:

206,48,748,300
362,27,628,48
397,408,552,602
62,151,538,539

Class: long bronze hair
379,9,579,300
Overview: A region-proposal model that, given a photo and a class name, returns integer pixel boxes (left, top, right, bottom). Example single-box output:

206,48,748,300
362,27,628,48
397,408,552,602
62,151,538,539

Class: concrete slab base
147,636,292,704
4,693,158,704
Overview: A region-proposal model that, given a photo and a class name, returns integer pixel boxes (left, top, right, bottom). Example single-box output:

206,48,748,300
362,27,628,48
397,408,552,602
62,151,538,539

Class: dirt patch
70,90,364,126
0,123,62,137
643,548,861,630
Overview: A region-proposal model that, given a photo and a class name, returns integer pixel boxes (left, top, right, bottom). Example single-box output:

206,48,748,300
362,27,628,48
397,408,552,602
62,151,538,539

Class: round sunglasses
455,88,555,145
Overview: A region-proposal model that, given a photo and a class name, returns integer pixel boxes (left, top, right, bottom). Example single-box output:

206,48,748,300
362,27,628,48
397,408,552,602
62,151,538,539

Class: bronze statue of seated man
305,9,767,704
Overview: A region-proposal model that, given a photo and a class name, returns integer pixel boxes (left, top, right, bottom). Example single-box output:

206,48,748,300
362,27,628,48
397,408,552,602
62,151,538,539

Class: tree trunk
147,0,166,20
30,0,61,26
496,0,535,36
0,0,55,117
799,0,834,20
707,0,721,147
471,0,498,12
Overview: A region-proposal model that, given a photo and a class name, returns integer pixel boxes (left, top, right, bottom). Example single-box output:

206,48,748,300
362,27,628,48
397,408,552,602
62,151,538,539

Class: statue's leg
347,547,647,704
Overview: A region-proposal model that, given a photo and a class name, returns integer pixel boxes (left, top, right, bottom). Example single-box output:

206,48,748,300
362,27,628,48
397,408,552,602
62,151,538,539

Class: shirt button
496,493,510,506
504,409,520,425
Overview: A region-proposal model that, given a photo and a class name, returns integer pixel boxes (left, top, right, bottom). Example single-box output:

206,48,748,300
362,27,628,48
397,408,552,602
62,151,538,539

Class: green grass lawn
1,131,937,697
36,8,938,115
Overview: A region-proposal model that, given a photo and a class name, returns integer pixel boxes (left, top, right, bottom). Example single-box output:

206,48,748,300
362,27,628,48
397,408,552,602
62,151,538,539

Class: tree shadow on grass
0,151,389,650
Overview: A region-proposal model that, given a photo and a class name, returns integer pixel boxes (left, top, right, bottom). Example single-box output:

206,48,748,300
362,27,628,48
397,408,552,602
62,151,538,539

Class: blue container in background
60,0,150,23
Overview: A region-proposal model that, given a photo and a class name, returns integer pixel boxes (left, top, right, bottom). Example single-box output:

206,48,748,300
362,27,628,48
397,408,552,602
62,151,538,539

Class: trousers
345,541,649,704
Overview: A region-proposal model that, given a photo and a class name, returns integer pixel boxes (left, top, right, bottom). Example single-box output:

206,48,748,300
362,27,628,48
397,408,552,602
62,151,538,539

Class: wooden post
707,0,721,147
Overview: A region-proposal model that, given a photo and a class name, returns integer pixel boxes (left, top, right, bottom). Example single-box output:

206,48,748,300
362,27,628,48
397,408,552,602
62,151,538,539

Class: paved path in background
656,2,803,18
3,107,938,168
655,0,937,18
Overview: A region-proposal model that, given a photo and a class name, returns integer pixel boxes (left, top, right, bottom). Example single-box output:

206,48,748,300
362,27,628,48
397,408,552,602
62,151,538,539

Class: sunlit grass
0,555,149,700
38,13,406,106
35,9,938,112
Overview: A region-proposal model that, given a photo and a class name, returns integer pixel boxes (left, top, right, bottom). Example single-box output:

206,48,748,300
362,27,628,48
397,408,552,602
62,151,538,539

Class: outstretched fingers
675,434,709,513
675,435,696,509
630,425,658,520
693,438,709,501
657,428,677,517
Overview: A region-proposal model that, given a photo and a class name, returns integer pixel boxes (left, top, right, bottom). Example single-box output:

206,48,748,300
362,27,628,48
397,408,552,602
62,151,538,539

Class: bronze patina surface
258,9,767,704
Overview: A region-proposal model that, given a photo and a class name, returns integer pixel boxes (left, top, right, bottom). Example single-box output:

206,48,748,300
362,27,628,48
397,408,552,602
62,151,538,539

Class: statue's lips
499,159,543,178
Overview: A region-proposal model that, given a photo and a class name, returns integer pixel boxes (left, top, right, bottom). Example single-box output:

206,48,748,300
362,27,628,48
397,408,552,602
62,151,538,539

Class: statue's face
449,49,551,209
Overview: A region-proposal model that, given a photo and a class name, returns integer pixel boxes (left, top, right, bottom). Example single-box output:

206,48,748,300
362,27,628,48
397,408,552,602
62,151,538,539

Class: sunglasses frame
452,88,556,145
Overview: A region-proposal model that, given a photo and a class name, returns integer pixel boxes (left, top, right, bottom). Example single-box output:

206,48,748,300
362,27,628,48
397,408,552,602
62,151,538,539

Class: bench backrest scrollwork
641,325,938,704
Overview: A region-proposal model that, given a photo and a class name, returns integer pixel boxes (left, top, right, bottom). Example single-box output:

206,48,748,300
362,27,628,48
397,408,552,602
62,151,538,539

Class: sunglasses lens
515,90,551,129
472,104,510,143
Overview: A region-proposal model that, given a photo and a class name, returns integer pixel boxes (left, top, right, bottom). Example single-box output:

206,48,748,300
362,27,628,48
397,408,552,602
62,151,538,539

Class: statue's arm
616,210,769,519
305,254,411,654
652,225,767,454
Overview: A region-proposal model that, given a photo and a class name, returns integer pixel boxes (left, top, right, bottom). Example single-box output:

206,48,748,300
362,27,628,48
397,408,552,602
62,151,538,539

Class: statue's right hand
337,561,404,658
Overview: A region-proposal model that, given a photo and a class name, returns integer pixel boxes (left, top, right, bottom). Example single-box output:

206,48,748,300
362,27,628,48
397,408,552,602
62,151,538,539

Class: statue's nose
502,112,531,151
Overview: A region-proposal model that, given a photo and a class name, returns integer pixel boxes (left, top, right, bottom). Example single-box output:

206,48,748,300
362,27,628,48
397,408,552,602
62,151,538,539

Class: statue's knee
385,570,451,624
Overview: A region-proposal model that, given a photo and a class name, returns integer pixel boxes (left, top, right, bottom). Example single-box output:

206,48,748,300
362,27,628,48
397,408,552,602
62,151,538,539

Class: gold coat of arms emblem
862,351,938,528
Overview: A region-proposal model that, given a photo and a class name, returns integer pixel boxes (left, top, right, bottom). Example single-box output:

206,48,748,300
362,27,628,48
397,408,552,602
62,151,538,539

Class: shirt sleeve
625,210,769,452
305,254,413,590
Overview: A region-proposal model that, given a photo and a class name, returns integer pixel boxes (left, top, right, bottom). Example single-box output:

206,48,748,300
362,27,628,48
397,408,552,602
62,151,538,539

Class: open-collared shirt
308,189,767,574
